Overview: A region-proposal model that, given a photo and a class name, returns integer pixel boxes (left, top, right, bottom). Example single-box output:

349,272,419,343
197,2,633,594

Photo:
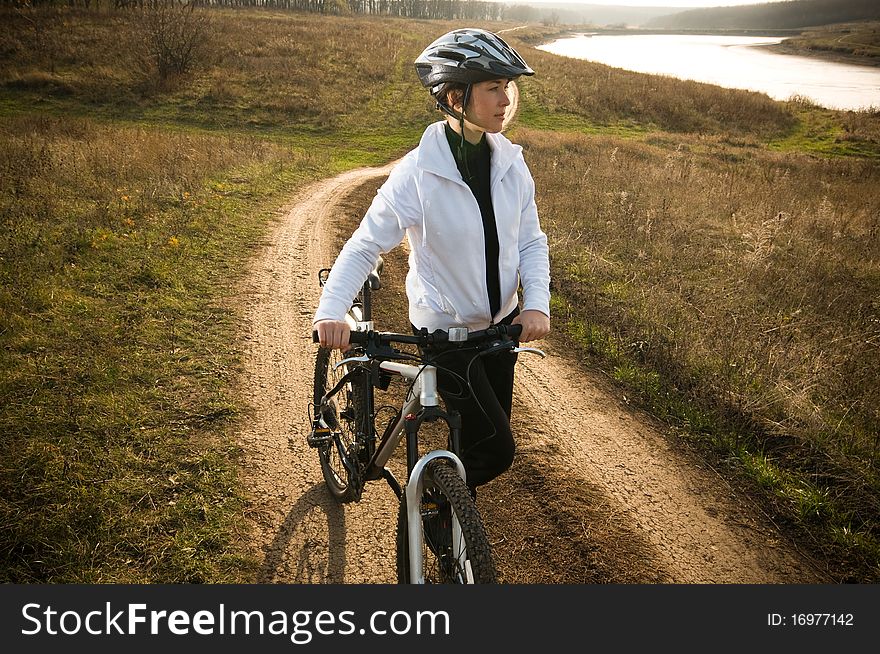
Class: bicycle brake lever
334,354,370,370
512,346,546,358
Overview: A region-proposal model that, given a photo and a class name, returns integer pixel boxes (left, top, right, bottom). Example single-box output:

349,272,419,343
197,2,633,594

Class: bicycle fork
405,448,469,584
402,408,469,584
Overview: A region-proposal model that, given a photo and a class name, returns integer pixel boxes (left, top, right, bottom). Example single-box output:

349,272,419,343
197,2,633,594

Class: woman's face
452,78,511,137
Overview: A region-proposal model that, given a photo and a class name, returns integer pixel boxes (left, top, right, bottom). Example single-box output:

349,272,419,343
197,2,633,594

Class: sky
517,1,773,6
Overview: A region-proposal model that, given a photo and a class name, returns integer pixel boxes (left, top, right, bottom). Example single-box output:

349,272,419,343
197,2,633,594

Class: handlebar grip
312,329,370,345
348,330,369,345
467,322,522,341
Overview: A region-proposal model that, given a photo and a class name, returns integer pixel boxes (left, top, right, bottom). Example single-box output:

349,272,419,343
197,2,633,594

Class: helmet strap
458,84,473,181
435,84,476,182
458,84,472,145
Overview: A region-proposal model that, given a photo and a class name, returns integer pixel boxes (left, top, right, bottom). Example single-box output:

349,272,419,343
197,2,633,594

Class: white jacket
314,121,550,331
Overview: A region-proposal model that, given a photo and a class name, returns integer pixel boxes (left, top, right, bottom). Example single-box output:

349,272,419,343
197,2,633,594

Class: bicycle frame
332,347,468,584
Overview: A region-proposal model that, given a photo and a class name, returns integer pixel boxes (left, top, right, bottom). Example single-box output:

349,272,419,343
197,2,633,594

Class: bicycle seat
368,256,384,291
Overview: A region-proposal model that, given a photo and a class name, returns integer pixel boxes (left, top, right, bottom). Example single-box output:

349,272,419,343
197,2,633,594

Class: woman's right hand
314,319,351,351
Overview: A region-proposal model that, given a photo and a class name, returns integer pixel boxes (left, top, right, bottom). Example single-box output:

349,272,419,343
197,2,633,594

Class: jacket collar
416,121,521,189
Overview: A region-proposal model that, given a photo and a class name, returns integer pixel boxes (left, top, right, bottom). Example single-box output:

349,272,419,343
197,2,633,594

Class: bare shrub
135,0,215,91
840,106,880,143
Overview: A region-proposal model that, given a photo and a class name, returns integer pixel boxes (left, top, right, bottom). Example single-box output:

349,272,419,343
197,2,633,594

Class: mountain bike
308,262,544,584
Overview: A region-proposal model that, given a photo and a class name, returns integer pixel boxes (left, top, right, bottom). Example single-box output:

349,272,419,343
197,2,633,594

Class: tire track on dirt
237,164,402,583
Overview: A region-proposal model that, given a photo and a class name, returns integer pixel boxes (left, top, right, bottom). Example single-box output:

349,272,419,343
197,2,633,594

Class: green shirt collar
444,122,489,164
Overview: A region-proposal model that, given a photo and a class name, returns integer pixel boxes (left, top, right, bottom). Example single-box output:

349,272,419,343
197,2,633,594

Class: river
537,33,880,111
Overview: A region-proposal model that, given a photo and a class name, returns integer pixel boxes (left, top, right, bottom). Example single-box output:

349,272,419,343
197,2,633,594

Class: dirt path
237,165,401,583
236,98,827,584
508,348,822,583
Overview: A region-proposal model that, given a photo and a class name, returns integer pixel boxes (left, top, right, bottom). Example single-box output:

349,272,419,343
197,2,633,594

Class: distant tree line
201,0,505,21
3,0,509,21
646,0,880,31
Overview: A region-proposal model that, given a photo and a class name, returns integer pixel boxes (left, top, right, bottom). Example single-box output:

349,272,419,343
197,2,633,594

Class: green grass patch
770,100,880,158
517,104,650,139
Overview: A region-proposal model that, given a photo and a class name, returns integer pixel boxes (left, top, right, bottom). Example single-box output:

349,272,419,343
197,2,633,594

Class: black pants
416,309,519,490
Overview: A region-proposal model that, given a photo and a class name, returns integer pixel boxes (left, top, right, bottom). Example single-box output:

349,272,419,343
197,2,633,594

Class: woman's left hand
512,309,550,343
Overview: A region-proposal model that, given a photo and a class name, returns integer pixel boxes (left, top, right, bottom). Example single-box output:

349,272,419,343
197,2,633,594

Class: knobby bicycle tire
313,346,370,503
396,458,497,584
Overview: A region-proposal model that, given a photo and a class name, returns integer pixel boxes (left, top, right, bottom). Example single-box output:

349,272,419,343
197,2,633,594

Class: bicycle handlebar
312,323,522,348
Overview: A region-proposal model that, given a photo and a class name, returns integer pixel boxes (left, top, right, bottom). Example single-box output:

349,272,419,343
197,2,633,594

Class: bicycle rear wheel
396,458,496,583
312,346,369,503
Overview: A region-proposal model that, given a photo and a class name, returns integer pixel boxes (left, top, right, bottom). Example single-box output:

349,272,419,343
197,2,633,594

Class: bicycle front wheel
396,458,496,584
313,346,369,503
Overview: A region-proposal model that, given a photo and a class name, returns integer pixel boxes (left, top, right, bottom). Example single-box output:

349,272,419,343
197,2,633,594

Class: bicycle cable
367,337,516,463
419,341,516,460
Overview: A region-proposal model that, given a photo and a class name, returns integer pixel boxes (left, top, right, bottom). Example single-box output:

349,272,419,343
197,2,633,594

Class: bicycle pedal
307,427,332,448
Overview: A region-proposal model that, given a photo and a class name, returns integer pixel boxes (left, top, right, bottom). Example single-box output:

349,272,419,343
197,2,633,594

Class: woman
314,28,550,496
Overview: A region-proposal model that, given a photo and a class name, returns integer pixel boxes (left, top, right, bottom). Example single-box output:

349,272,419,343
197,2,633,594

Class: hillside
646,0,880,30
505,3,682,28
771,21,880,65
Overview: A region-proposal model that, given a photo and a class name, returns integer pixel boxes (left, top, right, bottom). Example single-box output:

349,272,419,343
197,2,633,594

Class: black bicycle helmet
415,28,534,93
